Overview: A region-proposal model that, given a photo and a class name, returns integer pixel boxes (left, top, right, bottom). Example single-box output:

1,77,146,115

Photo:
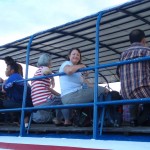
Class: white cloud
0,0,131,45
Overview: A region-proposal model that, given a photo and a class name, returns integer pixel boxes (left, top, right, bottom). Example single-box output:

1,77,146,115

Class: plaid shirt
119,43,150,99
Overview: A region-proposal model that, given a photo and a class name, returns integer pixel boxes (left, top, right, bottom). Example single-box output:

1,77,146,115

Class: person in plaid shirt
118,29,150,126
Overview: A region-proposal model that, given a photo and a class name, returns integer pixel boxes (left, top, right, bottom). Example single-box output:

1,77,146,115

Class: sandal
52,118,64,126
64,120,72,127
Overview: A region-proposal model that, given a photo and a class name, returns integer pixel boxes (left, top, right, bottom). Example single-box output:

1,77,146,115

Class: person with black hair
1,62,33,127
118,29,150,126
4,56,23,77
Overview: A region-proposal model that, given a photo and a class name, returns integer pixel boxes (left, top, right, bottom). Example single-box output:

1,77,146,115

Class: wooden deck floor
0,123,150,135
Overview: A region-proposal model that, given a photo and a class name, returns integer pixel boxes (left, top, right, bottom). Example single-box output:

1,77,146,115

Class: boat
0,0,150,149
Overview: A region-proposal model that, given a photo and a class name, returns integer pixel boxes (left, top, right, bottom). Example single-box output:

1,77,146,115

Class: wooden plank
29,124,92,133
1,123,150,134
103,126,150,134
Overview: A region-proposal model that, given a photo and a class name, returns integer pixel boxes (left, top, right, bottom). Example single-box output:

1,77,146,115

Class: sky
0,0,132,45
0,0,132,91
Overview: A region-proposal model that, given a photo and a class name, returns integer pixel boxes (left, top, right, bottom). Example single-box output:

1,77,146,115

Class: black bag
72,91,123,127
72,107,93,127
101,91,123,127
137,104,150,126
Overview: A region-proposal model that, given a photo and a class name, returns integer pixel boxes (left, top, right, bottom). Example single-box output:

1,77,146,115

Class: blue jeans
33,96,69,123
62,86,106,104
61,86,106,120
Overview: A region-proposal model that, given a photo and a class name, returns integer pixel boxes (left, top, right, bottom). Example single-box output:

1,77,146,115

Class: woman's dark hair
4,56,15,65
67,48,82,64
129,29,145,44
9,62,19,73
4,56,23,76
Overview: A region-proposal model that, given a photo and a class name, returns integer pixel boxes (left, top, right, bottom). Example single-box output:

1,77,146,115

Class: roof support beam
119,9,150,25
1,45,66,59
54,30,121,55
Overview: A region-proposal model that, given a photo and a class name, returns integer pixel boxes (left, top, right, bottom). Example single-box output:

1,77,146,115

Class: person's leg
48,96,63,119
32,109,52,123
129,92,140,126
62,86,106,104
62,86,106,125
49,96,71,125
61,88,94,125
3,99,21,108
129,86,150,126
3,100,22,123
32,99,54,123
0,100,3,108
130,104,138,121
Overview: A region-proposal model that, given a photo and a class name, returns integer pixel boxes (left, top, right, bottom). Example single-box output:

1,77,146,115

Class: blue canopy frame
0,0,150,138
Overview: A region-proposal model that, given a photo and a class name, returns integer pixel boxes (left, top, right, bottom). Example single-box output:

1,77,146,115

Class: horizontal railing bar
1,97,150,112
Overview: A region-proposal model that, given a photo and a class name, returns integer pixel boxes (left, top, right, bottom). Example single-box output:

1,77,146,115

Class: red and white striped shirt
31,66,53,106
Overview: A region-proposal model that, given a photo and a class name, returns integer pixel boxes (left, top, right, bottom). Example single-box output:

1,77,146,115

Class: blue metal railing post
20,35,34,136
93,12,103,139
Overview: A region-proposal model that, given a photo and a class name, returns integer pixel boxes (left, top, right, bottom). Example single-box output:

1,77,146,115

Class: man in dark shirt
118,29,150,126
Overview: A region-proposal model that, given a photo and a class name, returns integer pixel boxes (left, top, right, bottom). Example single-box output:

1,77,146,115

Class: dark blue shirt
4,73,32,104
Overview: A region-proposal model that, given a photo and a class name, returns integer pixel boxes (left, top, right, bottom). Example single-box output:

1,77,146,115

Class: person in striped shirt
31,53,66,124
118,29,150,126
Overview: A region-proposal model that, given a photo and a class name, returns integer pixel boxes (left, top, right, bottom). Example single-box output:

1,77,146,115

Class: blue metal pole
93,12,103,139
20,35,34,136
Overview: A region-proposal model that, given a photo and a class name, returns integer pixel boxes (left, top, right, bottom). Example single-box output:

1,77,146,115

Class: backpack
72,91,123,127
137,104,150,126
72,107,93,127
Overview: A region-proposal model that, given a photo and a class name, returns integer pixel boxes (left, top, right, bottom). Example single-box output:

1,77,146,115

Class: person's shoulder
129,43,150,53
128,43,149,50
121,44,150,59
41,66,51,75
142,46,150,51
11,73,23,80
59,61,71,72
9,73,19,77
5,73,22,85
60,61,72,67
62,61,71,65
121,43,142,54
120,48,130,56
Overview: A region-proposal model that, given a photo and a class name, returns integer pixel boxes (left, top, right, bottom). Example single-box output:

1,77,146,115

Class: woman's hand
82,71,89,77
64,64,87,75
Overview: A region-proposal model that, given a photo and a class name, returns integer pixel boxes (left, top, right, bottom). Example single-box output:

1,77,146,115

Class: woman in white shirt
59,48,106,125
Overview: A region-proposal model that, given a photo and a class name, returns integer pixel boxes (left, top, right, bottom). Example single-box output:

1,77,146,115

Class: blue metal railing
20,35,35,136
1,54,150,138
1,53,150,138
93,11,103,139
